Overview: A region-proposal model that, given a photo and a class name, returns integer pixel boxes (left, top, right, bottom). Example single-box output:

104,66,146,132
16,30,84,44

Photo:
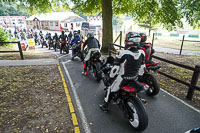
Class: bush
0,27,16,46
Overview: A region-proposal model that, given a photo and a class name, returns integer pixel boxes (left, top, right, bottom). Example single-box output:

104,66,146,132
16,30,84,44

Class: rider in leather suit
59,30,68,54
82,32,100,75
99,33,146,112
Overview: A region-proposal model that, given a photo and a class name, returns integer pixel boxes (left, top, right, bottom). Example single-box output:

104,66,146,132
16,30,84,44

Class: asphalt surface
153,46,200,56
1,42,200,133
58,54,200,133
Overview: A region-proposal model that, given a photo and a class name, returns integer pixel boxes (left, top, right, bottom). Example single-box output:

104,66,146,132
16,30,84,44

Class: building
0,16,26,27
26,12,86,31
61,16,86,31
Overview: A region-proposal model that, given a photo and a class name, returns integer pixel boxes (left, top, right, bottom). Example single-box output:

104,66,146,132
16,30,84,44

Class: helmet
140,33,147,42
61,30,65,35
127,33,141,47
87,32,94,38
78,30,80,34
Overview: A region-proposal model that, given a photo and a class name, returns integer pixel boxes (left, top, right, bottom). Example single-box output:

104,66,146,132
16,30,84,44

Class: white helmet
127,33,141,46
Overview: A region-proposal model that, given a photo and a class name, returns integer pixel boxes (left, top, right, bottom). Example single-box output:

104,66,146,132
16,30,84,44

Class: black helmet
78,30,80,34
87,32,94,38
61,30,64,34
140,33,147,42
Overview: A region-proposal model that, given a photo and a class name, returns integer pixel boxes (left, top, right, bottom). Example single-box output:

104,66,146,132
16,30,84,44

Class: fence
0,41,24,60
151,33,200,55
108,41,200,100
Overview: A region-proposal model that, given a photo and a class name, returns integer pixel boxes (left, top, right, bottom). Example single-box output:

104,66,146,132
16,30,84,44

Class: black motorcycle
101,58,148,131
72,40,83,61
53,40,60,51
41,36,48,48
138,61,161,96
85,49,102,82
48,38,54,50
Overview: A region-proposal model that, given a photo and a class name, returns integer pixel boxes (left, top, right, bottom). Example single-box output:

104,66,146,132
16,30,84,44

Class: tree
70,0,184,53
0,2,29,16
9,0,186,53
180,0,200,29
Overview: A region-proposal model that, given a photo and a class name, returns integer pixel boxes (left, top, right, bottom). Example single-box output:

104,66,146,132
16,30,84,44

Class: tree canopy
3,0,200,52
0,2,29,16
180,0,200,29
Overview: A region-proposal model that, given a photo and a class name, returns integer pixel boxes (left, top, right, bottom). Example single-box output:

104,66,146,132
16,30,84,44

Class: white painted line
161,88,200,113
58,54,68,59
65,60,71,64
62,62,91,133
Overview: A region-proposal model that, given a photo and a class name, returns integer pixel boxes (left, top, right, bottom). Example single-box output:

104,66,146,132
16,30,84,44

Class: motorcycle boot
99,102,109,112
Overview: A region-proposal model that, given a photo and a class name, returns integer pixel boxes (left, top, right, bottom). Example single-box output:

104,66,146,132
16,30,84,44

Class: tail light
121,86,136,93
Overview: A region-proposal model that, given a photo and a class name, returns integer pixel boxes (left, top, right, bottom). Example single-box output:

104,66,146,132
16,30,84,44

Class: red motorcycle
139,43,161,96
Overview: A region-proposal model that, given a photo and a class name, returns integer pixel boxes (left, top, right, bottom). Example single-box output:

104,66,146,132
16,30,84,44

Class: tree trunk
149,29,151,36
101,0,113,54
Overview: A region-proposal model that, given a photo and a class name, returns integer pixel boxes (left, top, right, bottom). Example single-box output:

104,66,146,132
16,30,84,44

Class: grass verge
0,65,73,133
153,52,200,110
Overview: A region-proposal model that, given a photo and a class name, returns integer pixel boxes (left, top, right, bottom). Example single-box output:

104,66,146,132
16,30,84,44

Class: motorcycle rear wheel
126,97,148,131
145,74,160,96
92,64,101,82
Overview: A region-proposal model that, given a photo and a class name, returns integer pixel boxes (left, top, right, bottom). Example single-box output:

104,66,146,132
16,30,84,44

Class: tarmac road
58,55,200,133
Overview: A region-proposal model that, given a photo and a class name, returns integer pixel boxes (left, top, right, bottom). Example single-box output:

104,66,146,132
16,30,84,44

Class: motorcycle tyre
145,74,160,96
126,97,148,131
92,62,102,82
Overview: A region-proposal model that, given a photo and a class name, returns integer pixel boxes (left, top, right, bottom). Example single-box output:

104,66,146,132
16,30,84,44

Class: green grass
148,37,200,51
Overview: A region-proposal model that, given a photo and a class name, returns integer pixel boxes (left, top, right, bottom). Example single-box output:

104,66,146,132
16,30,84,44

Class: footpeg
141,98,148,105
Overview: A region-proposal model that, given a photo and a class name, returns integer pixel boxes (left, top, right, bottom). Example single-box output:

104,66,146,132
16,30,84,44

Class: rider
139,33,155,63
71,32,81,60
39,30,43,37
99,33,146,112
77,30,83,42
45,32,49,40
68,31,73,45
81,32,100,76
48,33,53,47
53,33,59,49
59,30,68,54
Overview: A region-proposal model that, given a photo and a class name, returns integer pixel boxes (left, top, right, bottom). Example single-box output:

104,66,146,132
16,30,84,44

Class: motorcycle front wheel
126,97,148,131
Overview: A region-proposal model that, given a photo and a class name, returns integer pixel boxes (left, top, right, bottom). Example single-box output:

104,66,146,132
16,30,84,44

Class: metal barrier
0,41,24,60
108,42,200,100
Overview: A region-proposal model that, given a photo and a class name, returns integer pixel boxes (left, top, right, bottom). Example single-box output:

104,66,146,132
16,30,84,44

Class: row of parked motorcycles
37,32,160,131
35,34,70,54
82,42,161,131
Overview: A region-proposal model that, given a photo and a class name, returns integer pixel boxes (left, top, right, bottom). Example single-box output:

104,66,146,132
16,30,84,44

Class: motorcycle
61,40,69,54
41,36,48,48
138,61,161,96
139,43,161,96
53,39,60,51
84,48,102,82
48,38,54,50
72,40,83,61
101,57,149,131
